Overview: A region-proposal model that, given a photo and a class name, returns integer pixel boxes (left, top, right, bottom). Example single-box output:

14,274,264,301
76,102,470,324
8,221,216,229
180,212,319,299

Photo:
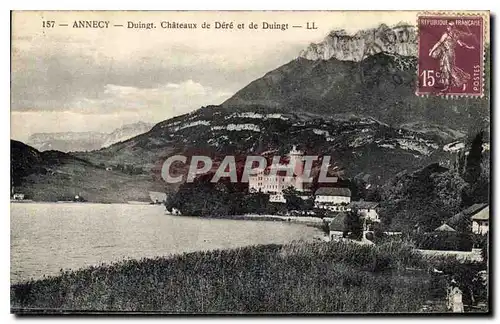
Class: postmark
416,13,485,97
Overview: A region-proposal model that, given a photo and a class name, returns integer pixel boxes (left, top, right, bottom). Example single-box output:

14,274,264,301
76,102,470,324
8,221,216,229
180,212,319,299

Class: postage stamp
416,13,485,97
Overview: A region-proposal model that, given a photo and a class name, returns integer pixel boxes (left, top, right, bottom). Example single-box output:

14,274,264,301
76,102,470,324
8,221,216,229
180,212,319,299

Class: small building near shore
447,203,489,234
435,223,456,232
315,187,351,211
12,193,25,200
269,193,311,203
328,212,348,239
349,201,379,222
149,191,167,204
472,206,489,235
269,193,286,203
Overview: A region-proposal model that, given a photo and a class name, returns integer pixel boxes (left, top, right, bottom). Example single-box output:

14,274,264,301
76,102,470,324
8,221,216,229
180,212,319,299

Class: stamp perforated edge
415,11,489,99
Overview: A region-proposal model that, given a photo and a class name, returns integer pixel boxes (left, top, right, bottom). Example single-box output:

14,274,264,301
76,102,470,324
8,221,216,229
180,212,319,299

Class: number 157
42,21,55,28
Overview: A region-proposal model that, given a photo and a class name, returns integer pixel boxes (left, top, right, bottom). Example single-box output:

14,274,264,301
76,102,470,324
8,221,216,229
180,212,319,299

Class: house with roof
446,203,489,234
435,223,457,232
328,212,348,239
314,187,351,211
471,206,489,235
327,212,375,244
349,201,379,222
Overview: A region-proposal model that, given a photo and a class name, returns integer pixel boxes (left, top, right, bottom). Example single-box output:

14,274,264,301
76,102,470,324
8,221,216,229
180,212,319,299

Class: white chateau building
248,146,307,203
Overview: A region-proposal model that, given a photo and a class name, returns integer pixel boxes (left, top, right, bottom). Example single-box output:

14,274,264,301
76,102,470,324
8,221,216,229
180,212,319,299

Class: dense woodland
166,131,489,236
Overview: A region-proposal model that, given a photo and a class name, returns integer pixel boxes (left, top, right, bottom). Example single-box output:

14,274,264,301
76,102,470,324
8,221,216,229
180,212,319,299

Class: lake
10,203,322,283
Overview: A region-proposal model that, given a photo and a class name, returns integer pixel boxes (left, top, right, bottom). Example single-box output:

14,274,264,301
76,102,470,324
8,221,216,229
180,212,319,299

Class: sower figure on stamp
428,21,475,92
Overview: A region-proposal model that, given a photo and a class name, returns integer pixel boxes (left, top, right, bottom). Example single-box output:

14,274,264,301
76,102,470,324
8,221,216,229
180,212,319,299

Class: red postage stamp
416,14,485,97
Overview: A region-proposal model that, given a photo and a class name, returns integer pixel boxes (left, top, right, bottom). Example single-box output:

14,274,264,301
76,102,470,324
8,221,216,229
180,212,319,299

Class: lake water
11,203,322,283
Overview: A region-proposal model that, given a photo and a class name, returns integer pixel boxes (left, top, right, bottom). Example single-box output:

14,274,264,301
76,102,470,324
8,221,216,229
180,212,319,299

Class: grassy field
11,240,447,313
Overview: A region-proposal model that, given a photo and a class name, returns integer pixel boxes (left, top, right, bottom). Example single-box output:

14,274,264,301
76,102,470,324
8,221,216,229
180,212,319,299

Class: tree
343,207,363,240
348,178,367,201
441,261,487,307
464,131,483,184
379,164,464,233
165,173,245,217
243,192,270,214
462,154,490,207
432,170,467,216
365,186,382,202
283,187,308,212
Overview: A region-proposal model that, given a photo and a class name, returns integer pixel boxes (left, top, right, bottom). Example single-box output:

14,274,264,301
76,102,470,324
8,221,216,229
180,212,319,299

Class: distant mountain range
26,121,154,153
12,23,490,202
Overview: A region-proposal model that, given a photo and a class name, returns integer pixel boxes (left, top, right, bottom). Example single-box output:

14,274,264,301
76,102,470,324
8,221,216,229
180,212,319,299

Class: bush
414,232,473,251
166,173,245,217
428,259,488,307
471,233,487,249
320,220,330,235
343,208,363,240
242,192,270,214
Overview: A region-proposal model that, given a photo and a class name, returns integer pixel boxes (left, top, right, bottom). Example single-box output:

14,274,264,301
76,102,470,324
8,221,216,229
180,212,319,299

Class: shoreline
11,202,324,225
237,214,325,227
166,212,328,231
10,200,159,205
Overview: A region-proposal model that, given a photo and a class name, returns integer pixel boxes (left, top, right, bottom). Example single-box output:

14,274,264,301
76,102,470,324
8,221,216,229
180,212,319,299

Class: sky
11,11,422,141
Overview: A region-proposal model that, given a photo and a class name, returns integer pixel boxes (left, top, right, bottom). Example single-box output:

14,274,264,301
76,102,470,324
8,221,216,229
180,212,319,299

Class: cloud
10,31,301,114
10,80,233,141
72,80,233,115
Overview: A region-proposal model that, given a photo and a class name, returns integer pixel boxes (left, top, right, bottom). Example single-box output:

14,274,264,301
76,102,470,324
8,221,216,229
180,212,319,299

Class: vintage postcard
10,11,490,314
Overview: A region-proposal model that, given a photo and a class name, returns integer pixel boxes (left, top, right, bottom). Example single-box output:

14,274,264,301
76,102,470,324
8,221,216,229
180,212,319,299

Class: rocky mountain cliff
252,22,488,135
299,23,417,61
27,122,153,153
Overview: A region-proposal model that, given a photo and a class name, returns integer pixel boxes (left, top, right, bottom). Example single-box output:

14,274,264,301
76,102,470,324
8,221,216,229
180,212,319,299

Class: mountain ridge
299,23,417,61
27,121,154,153
75,107,459,188
10,140,162,203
